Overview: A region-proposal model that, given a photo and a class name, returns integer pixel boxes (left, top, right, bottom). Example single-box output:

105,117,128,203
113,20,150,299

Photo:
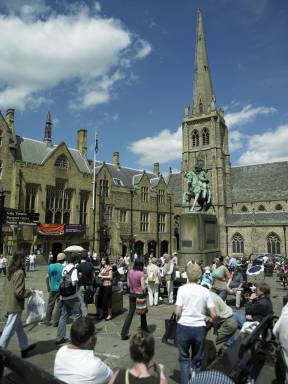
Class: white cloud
225,104,277,128
238,124,288,165
0,6,151,110
229,130,245,152
129,126,182,165
94,2,102,13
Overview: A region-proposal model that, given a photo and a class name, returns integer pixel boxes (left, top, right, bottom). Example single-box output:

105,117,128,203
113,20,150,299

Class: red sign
37,224,64,236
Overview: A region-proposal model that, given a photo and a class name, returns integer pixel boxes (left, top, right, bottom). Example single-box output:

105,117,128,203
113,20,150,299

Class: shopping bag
135,292,148,315
26,290,46,324
162,312,177,344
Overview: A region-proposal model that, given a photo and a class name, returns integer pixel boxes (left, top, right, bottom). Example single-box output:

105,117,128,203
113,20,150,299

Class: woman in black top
245,282,273,322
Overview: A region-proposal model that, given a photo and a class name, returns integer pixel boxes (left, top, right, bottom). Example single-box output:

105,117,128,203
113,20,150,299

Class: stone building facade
0,110,174,259
1,10,287,261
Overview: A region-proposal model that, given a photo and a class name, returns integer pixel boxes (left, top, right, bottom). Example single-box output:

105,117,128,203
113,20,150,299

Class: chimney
77,129,87,158
112,151,120,168
44,112,52,145
153,162,160,176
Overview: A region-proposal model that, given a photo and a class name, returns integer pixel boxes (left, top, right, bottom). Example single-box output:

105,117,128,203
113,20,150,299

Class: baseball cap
57,252,66,261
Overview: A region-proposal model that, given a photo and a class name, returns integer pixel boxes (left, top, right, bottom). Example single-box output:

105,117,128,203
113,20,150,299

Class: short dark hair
129,331,154,365
133,259,144,271
101,257,110,265
257,282,270,297
70,317,95,347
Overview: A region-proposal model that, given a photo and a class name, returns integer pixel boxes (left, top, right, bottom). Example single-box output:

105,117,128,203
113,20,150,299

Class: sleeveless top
113,369,160,384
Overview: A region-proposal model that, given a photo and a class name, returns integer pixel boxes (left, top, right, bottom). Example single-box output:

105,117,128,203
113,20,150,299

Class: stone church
0,11,287,260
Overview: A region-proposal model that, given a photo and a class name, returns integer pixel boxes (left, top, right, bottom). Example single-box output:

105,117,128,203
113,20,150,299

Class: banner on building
65,224,85,234
37,224,65,236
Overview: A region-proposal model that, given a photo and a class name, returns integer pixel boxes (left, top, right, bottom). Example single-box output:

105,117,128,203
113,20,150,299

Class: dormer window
113,178,123,186
55,155,69,169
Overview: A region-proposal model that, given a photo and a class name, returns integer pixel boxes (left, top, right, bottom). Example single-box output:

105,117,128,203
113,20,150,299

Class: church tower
182,10,232,255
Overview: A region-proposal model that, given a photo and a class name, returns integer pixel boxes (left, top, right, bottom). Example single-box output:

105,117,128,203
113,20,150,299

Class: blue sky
0,0,288,174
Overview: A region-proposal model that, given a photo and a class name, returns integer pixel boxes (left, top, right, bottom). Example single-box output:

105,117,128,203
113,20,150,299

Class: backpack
147,266,156,282
59,267,77,297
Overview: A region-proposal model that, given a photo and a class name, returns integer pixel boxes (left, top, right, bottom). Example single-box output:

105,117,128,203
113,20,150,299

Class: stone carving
182,163,213,212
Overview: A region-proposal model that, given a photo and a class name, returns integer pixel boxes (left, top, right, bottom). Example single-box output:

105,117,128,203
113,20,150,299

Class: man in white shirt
29,253,36,271
163,254,174,304
56,253,82,345
54,317,113,384
0,254,7,276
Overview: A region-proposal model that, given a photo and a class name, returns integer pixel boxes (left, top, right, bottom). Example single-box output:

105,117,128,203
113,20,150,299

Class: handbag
135,292,148,315
162,312,177,344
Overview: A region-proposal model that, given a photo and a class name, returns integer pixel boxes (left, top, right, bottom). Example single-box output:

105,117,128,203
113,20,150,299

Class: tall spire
44,112,52,145
192,10,214,115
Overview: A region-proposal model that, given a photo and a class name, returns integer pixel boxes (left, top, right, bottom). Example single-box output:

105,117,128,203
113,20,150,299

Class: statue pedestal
178,212,220,267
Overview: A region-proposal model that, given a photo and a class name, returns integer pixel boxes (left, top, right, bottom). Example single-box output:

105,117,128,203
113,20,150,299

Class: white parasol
64,245,86,252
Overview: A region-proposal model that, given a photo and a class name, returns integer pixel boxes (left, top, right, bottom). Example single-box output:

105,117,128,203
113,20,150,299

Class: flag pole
92,131,98,253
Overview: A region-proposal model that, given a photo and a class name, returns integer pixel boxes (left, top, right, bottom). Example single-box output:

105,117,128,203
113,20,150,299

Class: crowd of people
0,250,286,384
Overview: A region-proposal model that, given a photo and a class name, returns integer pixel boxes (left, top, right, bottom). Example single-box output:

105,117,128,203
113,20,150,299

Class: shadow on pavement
28,339,59,356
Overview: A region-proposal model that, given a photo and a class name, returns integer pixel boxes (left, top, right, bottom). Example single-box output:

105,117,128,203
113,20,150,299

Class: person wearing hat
41,252,66,326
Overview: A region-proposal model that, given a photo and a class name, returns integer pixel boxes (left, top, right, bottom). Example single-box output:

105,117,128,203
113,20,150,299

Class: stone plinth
178,212,220,267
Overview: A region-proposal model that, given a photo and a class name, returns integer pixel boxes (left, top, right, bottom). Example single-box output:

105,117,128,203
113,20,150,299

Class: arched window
202,128,209,145
55,155,69,169
258,205,266,211
275,204,283,211
267,232,281,254
232,233,244,253
241,206,248,212
192,130,199,147
63,212,70,224
54,211,62,224
45,210,53,224
199,100,203,113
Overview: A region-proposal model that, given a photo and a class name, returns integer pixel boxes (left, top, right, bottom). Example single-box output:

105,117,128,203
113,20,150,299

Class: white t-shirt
176,283,215,327
61,263,79,301
29,254,36,263
54,345,113,384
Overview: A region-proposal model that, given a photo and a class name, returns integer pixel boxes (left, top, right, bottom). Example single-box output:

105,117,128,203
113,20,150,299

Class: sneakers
21,343,37,358
55,338,69,345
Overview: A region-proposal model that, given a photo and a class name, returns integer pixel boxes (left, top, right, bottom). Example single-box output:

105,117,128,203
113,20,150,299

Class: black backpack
59,267,77,297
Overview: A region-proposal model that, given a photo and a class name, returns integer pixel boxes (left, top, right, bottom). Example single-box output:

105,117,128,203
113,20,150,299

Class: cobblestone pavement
0,266,285,383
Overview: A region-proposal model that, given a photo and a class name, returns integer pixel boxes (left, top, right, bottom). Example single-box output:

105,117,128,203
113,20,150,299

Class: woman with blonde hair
175,263,216,384
109,331,167,384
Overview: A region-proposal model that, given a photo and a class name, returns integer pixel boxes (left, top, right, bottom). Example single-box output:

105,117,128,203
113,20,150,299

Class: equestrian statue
182,163,213,212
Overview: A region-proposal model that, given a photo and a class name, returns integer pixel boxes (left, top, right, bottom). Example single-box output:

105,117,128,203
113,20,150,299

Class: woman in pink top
121,260,149,340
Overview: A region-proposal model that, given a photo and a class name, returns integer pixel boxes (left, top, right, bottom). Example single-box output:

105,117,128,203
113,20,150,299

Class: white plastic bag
26,290,46,324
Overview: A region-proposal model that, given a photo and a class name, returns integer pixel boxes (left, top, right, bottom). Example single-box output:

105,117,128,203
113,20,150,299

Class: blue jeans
0,312,29,351
56,298,82,341
233,312,246,328
176,324,206,384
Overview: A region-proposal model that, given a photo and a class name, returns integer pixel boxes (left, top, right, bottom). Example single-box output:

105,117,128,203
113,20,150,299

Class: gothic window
258,205,266,211
63,190,72,210
158,189,165,204
241,206,248,212
99,179,109,197
140,212,149,232
55,155,69,169
199,101,203,113
63,212,70,224
158,213,166,233
54,211,62,224
192,130,199,147
25,184,37,212
202,128,209,145
275,204,283,211
79,191,89,225
232,233,244,253
106,205,113,220
267,233,281,254
141,186,149,202
45,210,53,224
0,160,3,179
119,209,127,223
0,130,2,146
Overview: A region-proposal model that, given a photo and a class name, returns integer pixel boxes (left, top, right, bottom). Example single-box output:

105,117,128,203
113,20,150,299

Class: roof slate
227,212,288,226
231,162,288,202
167,173,182,205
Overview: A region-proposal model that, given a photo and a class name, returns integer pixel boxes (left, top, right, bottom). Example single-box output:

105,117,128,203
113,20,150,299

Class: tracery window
232,233,244,253
55,155,69,169
202,128,209,145
267,233,281,254
275,204,283,211
25,184,37,212
192,130,199,147
258,205,266,211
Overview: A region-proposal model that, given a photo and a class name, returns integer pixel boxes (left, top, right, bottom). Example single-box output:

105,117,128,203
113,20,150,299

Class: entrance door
134,241,144,257
52,242,62,261
148,240,157,257
161,240,169,256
